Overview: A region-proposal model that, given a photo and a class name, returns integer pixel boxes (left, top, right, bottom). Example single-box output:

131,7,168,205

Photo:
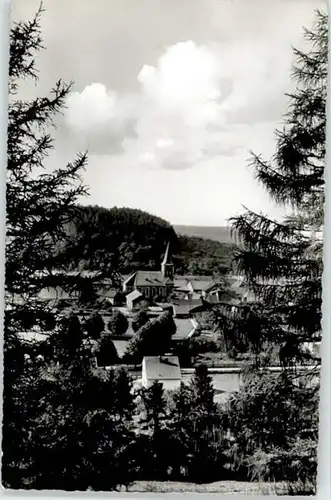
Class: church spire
162,241,170,266
161,242,174,279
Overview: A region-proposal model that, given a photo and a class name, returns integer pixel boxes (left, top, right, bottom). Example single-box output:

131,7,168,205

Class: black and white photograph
2,0,326,494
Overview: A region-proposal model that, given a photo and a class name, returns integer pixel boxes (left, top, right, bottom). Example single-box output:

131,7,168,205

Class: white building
126,289,145,311
141,355,181,390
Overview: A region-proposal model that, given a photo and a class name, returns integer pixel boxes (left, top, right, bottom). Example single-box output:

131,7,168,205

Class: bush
108,310,128,336
95,333,119,366
131,310,149,333
174,336,220,366
85,312,105,340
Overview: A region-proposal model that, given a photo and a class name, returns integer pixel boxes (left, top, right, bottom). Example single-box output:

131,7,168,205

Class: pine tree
54,313,84,364
225,11,326,363
169,382,194,479
6,5,87,339
95,332,119,367
139,381,170,480
3,5,90,487
3,6,128,490
80,367,137,491
187,364,223,482
113,367,136,419
78,277,98,305
167,365,224,483
217,11,326,494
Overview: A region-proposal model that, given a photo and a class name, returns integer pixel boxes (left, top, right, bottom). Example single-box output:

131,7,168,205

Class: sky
11,0,325,226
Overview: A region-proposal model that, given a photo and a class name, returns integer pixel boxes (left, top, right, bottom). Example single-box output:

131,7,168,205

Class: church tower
161,242,174,279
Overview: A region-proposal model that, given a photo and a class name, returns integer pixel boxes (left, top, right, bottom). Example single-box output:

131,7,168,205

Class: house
96,286,122,305
172,275,224,301
172,298,208,318
38,286,79,306
126,290,146,311
122,243,175,299
141,355,182,390
205,294,222,305
227,275,255,304
186,277,224,298
172,318,198,341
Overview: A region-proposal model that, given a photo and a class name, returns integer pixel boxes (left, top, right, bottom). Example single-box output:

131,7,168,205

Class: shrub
108,310,128,336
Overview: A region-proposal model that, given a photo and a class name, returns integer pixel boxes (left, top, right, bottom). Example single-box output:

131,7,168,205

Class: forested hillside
61,205,236,276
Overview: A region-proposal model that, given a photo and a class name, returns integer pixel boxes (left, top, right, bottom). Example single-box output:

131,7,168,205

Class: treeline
3,313,318,492
59,205,235,276
174,235,236,275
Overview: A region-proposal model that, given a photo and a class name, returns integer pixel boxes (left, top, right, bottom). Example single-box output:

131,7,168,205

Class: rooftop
143,356,181,380
126,289,143,301
172,298,204,315
99,288,119,298
173,318,197,340
135,270,173,287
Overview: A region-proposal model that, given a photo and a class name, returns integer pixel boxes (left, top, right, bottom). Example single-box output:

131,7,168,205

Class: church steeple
161,242,174,279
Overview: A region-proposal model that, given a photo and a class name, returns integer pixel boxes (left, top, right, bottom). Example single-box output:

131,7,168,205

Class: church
122,243,175,300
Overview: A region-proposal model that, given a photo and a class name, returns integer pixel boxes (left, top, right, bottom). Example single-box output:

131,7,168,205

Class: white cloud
65,83,117,132
64,41,236,168
137,41,222,114
126,41,238,169
63,26,307,168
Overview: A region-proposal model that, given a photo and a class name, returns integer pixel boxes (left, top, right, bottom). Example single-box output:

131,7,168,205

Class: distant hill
59,206,236,276
174,225,234,244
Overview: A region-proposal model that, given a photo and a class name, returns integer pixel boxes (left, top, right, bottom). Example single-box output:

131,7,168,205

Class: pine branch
9,3,45,92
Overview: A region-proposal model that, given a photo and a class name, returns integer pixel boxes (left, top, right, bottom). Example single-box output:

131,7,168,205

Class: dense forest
60,205,236,276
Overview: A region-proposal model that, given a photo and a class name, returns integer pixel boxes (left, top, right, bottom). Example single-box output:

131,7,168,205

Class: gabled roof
173,318,197,339
135,270,173,287
184,275,216,282
173,277,189,289
172,299,204,315
188,279,218,292
126,289,143,301
99,288,119,298
123,273,137,287
143,356,181,380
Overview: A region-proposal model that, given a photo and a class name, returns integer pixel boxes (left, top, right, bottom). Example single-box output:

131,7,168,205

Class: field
174,225,234,244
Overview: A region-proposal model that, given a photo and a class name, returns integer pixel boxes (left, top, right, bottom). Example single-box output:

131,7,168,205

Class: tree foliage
107,310,129,336
60,205,235,276
95,333,119,367
132,310,149,332
222,370,319,492
223,11,326,360
3,6,135,490
125,311,176,362
168,365,225,482
6,6,87,327
84,312,105,340
215,12,326,494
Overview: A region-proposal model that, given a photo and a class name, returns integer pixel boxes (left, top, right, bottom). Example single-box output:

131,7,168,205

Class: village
19,242,320,405
3,0,326,493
